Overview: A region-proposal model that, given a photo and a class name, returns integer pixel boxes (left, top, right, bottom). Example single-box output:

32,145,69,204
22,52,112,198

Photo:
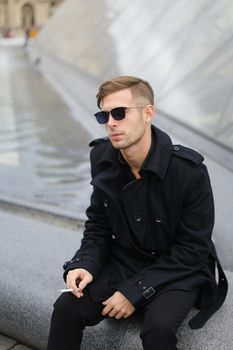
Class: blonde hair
96,76,154,108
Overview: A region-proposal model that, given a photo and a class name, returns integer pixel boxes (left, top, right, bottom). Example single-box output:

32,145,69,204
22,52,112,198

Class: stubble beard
110,128,146,150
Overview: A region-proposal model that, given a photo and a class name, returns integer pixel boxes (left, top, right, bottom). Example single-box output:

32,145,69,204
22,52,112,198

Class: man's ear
144,105,155,123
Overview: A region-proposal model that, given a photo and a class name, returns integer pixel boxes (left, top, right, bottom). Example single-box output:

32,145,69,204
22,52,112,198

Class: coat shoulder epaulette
89,137,109,147
172,145,204,165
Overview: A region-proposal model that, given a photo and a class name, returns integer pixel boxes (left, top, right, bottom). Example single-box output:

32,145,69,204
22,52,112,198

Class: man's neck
120,130,152,176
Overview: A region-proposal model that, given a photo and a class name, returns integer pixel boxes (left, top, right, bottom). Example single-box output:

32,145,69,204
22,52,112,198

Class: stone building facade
0,0,63,33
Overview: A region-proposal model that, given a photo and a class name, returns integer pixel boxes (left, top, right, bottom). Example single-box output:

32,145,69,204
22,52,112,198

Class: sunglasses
94,106,146,124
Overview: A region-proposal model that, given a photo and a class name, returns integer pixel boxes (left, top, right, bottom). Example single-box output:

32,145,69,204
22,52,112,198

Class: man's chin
110,141,130,150
110,141,123,149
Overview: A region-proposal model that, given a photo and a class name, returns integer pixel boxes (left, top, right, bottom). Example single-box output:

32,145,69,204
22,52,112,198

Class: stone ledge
0,210,232,350
0,333,17,350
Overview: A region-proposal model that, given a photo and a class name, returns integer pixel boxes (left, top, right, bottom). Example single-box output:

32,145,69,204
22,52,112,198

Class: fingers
108,308,124,319
101,297,135,319
101,295,114,316
101,303,112,316
102,298,110,306
78,275,92,291
66,269,93,299
67,275,83,298
102,305,131,319
115,312,123,320
66,273,83,298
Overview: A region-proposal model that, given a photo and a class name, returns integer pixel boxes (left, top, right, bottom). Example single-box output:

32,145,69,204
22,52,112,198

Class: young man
47,76,227,350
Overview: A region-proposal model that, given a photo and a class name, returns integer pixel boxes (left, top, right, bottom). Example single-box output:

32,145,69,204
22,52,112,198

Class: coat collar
94,125,173,181
140,125,173,179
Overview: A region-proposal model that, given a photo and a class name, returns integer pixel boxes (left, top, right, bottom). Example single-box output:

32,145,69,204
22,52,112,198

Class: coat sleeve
63,148,112,281
118,163,215,305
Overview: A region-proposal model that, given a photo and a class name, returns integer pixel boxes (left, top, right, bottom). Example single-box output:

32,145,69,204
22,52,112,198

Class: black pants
47,288,198,350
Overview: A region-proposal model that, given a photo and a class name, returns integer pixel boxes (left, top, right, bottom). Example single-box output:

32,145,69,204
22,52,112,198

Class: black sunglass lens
111,107,126,120
94,107,126,124
94,111,109,124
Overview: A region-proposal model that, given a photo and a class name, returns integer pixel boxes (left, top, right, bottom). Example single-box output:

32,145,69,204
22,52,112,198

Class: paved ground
0,333,34,350
0,44,91,219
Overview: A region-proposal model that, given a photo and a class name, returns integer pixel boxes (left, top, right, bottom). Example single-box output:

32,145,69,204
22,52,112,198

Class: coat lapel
91,162,124,196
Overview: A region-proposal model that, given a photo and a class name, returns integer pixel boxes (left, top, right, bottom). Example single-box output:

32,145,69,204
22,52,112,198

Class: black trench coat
64,125,228,329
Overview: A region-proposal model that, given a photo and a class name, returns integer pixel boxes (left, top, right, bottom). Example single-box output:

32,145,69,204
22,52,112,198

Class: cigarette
59,288,73,293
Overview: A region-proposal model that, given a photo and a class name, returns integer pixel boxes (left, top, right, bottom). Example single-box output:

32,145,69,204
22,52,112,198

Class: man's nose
106,113,117,127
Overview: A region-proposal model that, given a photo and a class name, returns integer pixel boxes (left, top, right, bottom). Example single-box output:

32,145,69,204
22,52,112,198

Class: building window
22,3,34,29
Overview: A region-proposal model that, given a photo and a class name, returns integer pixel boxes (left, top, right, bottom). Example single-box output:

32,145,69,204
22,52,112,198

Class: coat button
155,218,162,223
173,145,180,151
134,214,142,223
103,200,109,207
150,251,156,256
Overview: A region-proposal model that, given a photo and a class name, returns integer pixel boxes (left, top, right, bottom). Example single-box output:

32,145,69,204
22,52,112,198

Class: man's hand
102,291,135,319
66,268,93,298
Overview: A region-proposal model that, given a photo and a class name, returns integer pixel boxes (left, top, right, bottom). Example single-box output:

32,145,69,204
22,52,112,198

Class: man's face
101,88,152,150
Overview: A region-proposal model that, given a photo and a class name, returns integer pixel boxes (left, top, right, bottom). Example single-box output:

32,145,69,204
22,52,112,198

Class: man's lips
110,133,123,140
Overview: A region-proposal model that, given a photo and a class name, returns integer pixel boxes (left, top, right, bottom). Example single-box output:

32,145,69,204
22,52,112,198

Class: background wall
31,0,233,151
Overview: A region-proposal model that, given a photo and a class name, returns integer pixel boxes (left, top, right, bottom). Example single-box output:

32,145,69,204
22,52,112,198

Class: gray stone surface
0,333,34,350
0,209,232,350
0,334,17,349
12,345,34,350
0,210,83,350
